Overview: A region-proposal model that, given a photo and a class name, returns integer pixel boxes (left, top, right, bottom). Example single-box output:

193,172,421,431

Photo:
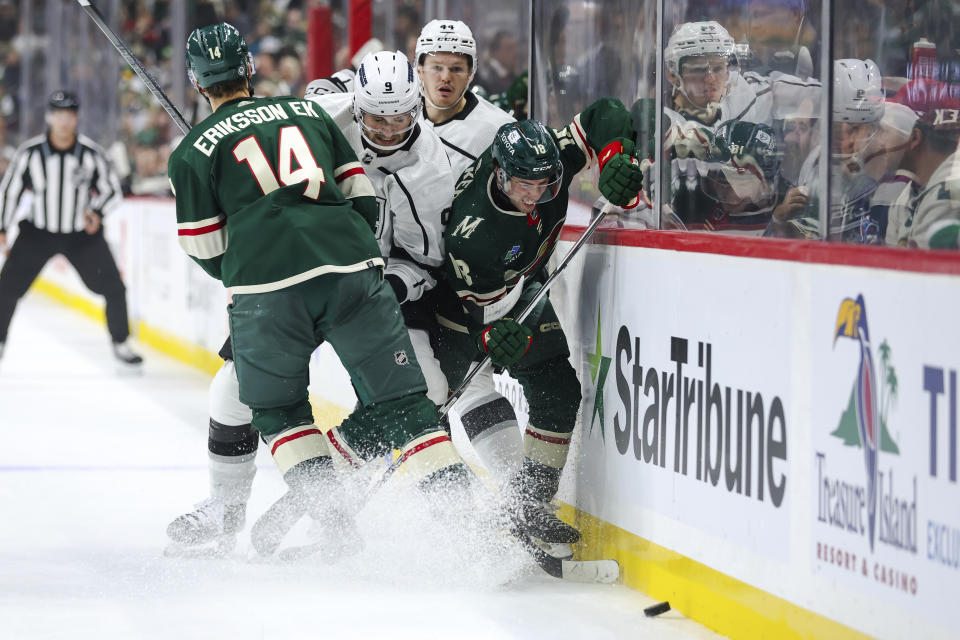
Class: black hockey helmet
48,90,80,111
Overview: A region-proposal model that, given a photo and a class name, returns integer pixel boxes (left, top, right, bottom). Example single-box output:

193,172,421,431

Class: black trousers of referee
0,220,131,344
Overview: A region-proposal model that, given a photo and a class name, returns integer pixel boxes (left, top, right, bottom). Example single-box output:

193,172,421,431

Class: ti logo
587,304,612,441
833,294,900,550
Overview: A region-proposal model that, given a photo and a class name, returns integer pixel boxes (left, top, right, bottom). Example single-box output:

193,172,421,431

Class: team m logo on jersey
452,215,483,239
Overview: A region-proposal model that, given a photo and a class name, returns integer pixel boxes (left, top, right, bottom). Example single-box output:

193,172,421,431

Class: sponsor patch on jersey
394,350,409,366
504,244,522,264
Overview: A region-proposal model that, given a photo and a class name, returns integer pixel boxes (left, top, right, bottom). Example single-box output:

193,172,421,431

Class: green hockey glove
478,318,532,368
597,138,645,208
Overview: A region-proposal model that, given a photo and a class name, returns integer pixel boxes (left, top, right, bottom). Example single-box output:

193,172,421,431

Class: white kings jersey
306,92,455,302
420,91,514,182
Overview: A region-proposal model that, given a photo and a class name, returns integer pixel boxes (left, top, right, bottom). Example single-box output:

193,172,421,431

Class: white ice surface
0,294,725,640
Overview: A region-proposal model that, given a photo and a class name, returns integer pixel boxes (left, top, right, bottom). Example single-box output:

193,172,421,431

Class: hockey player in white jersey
659,20,820,234
662,21,775,232
414,19,514,182
306,49,455,403
411,19,531,485
300,28,528,487
768,58,889,242
166,51,457,554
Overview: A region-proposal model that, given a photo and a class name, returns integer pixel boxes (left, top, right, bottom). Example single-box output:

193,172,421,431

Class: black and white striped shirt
0,133,122,234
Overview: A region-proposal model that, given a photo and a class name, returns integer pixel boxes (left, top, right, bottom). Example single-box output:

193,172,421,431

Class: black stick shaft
76,0,191,134
438,202,614,417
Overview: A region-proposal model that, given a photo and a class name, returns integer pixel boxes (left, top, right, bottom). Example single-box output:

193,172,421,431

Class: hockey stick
253,204,620,571
76,0,191,135
437,200,616,418
370,202,616,492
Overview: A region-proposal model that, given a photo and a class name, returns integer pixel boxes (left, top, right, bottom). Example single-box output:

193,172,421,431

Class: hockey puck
644,601,671,617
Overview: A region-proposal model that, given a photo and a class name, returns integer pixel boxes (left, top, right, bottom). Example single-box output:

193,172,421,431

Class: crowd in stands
0,0,955,248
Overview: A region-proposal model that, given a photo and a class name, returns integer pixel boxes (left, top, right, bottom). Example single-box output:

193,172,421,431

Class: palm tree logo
833,295,900,551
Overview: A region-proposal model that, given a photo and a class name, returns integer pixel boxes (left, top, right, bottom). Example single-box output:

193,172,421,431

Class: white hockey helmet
353,50,422,152
415,19,477,74
833,59,884,123
665,21,736,78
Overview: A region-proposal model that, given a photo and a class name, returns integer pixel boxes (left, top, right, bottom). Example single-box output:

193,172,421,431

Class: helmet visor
698,159,773,207
358,105,420,151
678,53,738,108
497,167,563,206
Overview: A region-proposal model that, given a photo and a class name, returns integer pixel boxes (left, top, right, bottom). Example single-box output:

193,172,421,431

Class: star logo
587,304,612,441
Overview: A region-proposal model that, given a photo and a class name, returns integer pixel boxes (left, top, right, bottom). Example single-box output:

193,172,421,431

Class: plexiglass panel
828,1,960,249
660,1,824,236
531,0,658,223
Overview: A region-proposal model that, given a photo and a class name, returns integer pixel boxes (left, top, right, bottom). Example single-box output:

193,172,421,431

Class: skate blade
275,536,365,563
163,536,236,559
114,362,144,376
560,559,620,584
532,539,573,560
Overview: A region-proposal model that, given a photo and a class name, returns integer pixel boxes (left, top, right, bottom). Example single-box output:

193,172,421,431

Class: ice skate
112,340,143,374
250,489,307,556
508,496,580,544
165,498,245,557
281,507,365,563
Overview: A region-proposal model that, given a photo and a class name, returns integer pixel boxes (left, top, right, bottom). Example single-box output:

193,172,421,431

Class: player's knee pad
518,357,580,474
208,419,258,459
408,328,448,405
457,390,523,484
251,400,313,437
209,361,253,427
522,357,581,434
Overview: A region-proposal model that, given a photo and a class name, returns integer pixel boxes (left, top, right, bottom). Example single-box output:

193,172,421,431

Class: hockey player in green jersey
437,100,645,555
167,23,469,554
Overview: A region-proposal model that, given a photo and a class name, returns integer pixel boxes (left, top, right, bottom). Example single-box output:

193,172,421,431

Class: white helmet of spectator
833,59,884,123
415,19,477,76
665,21,737,107
353,50,422,152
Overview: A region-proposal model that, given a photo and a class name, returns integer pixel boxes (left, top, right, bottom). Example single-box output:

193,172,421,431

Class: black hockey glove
478,318,532,368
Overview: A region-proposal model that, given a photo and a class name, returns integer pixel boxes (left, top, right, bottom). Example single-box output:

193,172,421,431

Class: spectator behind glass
885,107,960,248
476,30,519,95
393,5,422,53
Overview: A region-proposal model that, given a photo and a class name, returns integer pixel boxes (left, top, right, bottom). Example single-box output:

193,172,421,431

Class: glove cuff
598,140,625,172
479,325,492,353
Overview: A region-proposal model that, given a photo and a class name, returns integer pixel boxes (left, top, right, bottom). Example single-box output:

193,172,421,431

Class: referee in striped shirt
0,90,142,366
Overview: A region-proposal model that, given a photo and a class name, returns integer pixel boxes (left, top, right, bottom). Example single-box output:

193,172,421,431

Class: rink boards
28,197,960,640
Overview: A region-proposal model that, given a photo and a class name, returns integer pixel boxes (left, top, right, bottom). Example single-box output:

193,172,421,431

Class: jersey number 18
232,126,326,199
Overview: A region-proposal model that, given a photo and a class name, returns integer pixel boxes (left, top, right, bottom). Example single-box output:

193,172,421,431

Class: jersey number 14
232,126,326,199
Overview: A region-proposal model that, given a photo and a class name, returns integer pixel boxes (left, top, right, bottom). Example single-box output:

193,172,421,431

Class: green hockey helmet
186,22,255,90
492,120,563,206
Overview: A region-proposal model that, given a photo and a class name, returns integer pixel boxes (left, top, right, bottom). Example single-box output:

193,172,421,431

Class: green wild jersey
168,95,381,293
444,98,635,328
